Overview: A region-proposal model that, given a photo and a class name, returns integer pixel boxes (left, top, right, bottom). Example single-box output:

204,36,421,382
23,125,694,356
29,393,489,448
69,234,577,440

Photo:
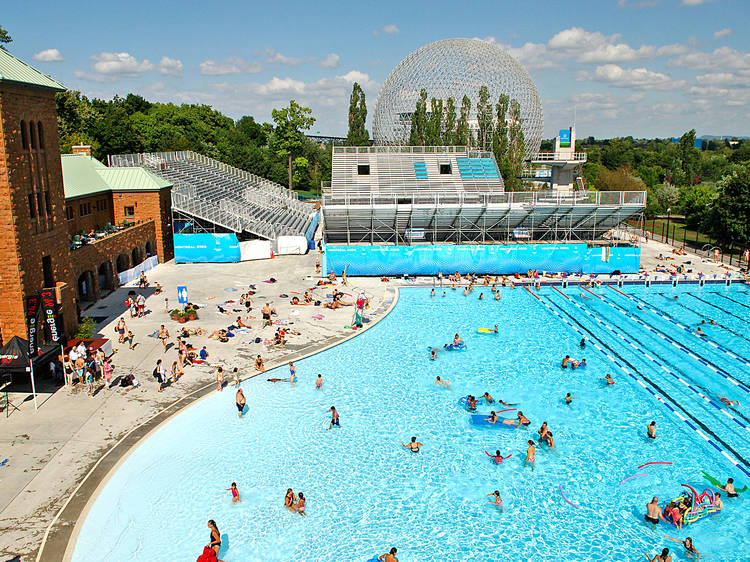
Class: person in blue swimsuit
328,406,339,429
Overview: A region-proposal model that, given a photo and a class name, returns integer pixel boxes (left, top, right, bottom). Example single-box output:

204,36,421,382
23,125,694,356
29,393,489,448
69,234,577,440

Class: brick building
0,49,174,344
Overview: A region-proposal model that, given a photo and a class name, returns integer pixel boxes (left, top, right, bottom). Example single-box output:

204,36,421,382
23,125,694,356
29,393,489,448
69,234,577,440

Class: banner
26,294,41,356
39,288,62,344
174,233,241,263
559,129,571,148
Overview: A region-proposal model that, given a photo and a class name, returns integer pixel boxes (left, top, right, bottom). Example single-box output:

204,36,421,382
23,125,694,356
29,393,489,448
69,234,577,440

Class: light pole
665,207,671,246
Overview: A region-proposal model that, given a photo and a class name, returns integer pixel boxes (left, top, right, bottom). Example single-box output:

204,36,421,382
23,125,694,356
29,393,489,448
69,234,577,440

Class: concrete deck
0,239,745,561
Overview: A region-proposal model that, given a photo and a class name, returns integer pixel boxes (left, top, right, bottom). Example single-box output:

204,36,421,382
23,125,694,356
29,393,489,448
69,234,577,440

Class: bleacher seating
109,151,316,240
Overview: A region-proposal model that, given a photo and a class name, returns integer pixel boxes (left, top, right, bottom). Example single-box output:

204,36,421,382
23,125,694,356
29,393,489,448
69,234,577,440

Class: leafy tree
597,166,646,192
271,100,316,190
56,91,100,140
492,94,510,181
653,182,679,211
426,98,443,145
636,165,663,189
704,165,750,245
601,138,634,170
476,86,493,150
675,129,699,185
678,184,718,230
408,89,428,145
443,97,456,145
456,95,472,147
504,99,525,191
91,105,143,157
0,25,11,48
728,141,750,164
345,83,369,146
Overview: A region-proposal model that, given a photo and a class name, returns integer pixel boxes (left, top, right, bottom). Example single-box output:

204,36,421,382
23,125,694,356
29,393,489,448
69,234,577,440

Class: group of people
61,341,115,396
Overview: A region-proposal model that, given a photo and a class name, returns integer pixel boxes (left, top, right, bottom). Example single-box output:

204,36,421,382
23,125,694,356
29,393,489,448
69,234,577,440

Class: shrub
74,316,97,339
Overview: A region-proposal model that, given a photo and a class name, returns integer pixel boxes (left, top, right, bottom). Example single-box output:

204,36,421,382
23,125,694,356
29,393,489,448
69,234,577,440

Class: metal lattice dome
373,38,544,158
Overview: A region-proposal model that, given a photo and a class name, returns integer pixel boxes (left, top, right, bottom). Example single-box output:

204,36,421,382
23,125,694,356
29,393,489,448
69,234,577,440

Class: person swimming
328,406,339,429
579,338,586,348
466,395,478,411
488,490,503,508
525,440,536,466
605,373,615,385
565,392,577,404
486,449,512,464
436,376,450,388
226,482,239,503
430,348,437,360
453,333,464,346
431,288,436,297
562,355,571,368
647,420,657,439
484,411,499,424
315,374,323,390
401,436,423,453
482,392,494,403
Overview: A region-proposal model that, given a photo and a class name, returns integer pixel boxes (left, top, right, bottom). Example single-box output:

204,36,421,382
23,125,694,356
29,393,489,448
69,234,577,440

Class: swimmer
484,411,499,424
525,440,536,466
512,411,530,426
401,436,423,452
719,396,739,407
696,327,706,337
430,349,437,360
645,497,666,528
580,337,586,348
663,536,699,559
605,373,615,385
442,291,446,297
565,392,577,404
479,293,483,300
487,490,503,508
718,477,738,498
486,449,512,464
284,488,297,512
207,520,222,554
453,333,464,346
226,482,240,503
644,548,672,562
714,493,723,510
288,362,296,385
316,374,323,390
296,492,306,516
497,398,516,406
571,358,586,369
235,388,245,418
378,547,399,562
466,395,478,411
494,291,501,301
435,376,450,388
328,406,340,429
647,420,657,439
482,392,494,403
431,288,436,297
562,355,571,368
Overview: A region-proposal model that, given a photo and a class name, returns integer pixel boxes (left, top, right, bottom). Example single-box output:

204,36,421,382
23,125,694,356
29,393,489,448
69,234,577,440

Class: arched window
20,121,28,149
29,120,37,149
37,122,44,149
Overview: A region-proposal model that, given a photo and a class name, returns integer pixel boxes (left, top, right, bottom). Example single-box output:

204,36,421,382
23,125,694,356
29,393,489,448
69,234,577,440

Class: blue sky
5,0,749,139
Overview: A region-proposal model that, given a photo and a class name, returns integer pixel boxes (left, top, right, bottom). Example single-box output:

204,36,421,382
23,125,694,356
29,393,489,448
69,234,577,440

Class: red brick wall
0,83,76,341
112,189,173,262
65,192,114,237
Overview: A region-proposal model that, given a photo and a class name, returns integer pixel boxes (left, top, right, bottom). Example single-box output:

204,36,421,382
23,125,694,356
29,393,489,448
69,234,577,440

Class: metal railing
532,152,587,162
332,145,494,158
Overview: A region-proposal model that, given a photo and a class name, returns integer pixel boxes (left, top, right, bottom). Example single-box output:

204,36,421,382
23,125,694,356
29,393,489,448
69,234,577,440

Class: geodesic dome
373,38,544,158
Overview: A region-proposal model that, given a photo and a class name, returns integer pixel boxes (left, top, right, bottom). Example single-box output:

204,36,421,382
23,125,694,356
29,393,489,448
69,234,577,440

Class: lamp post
665,207,671,246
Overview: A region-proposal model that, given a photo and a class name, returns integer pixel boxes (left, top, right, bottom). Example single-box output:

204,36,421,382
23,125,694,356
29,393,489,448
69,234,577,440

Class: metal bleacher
109,151,316,239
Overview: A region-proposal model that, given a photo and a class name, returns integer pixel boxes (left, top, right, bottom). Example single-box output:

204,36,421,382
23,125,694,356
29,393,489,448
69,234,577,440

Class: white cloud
158,56,183,76
261,48,302,66
373,24,400,36
713,28,733,39
73,70,117,83
506,42,565,70
681,0,710,5
670,47,750,71
695,71,750,87
320,53,340,69
580,64,687,90
199,57,262,75
91,52,154,76
656,43,690,56
33,48,64,62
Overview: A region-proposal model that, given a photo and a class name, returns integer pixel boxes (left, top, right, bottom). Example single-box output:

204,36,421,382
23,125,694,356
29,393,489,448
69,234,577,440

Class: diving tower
527,127,587,192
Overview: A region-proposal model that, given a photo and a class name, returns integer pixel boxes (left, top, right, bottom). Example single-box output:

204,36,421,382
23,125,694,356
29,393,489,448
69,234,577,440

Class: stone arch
77,270,96,302
116,253,130,272
145,239,156,257
131,246,143,267
98,261,114,291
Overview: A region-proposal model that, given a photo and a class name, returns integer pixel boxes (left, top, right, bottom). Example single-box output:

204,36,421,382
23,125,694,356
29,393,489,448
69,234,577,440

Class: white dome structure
372,38,544,158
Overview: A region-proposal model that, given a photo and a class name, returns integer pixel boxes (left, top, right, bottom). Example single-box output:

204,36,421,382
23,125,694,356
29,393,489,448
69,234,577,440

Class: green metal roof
0,48,65,91
61,154,172,199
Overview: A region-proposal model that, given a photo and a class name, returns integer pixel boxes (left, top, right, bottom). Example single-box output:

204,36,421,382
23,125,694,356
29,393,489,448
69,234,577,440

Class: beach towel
312,314,324,320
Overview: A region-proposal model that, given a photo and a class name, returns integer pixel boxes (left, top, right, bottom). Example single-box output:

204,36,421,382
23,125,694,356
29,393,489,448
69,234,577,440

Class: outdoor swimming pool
72,283,750,561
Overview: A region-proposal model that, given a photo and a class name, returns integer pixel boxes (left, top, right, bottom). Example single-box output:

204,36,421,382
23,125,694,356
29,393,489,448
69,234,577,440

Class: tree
678,184,718,230
676,129,699,185
271,100,315,190
408,89,428,145
456,95,472,146
345,83,369,146
443,97,456,145
654,182,679,211
476,86,493,150
704,165,750,245
597,166,646,192
505,99,525,191
0,25,11,48
427,97,443,145
493,94,510,181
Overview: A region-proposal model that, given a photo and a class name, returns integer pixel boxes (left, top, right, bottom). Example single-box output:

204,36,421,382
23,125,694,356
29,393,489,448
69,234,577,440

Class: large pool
72,283,750,561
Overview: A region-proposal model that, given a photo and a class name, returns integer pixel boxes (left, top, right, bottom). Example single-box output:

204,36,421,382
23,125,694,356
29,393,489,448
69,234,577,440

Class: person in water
645,497,666,527
487,450,511,464
466,395,478,411
571,358,586,369
503,411,530,426
647,421,657,439
435,376,450,388
430,288,435,297
296,492,306,516
453,333,464,346
288,362,296,385
482,392,494,403
579,338,586,348
207,519,221,555
401,436,423,452
315,374,323,390
565,392,577,405
430,348,437,360
605,373,615,385
538,422,554,447
484,411,499,424
235,388,245,418
562,355,571,368
719,477,738,497
719,395,740,407
284,488,297,512
525,440,536,466
328,406,340,429
378,547,399,562
488,490,503,508
663,536,699,559
226,482,239,503
644,547,672,562
478,292,483,300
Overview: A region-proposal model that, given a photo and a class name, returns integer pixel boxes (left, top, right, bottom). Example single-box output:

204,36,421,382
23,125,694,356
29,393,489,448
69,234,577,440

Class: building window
20,121,28,150
29,121,37,149
357,164,370,175
45,192,51,215
66,205,74,220
37,192,45,217
124,206,135,218
100,198,107,210
42,256,55,288
37,122,44,149
28,193,37,218
439,163,452,175
79,202,92,216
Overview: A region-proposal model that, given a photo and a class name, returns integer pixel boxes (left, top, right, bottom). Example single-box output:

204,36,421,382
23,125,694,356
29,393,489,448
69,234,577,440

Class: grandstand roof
61,154,172,199
0,48,65,91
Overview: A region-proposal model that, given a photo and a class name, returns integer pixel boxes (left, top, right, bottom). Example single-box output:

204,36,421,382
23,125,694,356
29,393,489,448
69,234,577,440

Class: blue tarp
174,233,241,263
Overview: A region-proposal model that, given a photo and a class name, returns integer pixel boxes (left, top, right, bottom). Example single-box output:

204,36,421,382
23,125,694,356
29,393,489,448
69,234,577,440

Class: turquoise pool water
72,284,750,561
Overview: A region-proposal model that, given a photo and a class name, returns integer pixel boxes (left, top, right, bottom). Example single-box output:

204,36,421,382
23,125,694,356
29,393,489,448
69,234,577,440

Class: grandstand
322,146,646,244
109,151,317,241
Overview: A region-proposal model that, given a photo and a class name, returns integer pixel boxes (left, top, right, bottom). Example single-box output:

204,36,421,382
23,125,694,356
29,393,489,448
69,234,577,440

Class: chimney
71,144,92,157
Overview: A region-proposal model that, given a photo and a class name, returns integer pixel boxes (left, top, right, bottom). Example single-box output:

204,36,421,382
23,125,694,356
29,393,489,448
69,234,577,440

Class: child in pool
488,490,503,508
226,482,239,503
316,374,323,389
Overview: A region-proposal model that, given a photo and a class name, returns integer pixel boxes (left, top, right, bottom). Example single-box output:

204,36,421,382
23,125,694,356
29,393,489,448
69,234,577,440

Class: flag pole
29,359,38,411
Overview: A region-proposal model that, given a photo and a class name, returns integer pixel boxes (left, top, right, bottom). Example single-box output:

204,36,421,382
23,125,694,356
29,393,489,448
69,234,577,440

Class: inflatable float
458,396,486,408
445,342,467,351
664,484,722,527
477,328,497,334
702,471,747,493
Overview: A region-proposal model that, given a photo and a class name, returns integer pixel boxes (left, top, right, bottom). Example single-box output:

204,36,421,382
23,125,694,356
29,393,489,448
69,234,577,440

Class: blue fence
324,243,640,276
174,233,241,263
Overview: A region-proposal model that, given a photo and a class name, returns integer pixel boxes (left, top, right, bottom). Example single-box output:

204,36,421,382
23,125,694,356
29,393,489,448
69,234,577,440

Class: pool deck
0,239,746,561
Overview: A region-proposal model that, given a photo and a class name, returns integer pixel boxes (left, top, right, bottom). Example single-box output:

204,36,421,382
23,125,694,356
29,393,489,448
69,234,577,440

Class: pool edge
38,286,402,562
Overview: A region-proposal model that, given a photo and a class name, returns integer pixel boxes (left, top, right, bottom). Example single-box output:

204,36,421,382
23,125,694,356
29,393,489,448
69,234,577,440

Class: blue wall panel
174,233,241,263
324,243,640,276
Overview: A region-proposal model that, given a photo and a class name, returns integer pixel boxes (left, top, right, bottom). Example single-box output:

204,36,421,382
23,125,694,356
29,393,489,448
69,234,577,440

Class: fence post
682,229,687,248
729,241,734,266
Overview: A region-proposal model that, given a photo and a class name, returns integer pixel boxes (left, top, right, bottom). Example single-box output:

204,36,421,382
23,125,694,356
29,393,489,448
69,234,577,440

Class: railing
332,145,494,159
322,190,647,208
532,152,587,162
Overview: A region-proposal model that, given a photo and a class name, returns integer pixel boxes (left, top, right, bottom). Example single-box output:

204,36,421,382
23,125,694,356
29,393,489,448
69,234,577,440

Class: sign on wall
559,129,571,148
174,233,241,263
177,286,189,304
26,295,41,356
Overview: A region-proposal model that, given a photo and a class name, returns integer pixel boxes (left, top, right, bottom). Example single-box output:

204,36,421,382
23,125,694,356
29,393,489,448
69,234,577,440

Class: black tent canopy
0,336,58,411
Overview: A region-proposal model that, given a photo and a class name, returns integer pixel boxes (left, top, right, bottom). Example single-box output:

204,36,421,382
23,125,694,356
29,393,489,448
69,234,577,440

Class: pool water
72,284,750,561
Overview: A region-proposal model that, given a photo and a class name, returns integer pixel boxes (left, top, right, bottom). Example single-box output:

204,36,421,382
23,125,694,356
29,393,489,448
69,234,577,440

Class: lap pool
72,284,750,561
